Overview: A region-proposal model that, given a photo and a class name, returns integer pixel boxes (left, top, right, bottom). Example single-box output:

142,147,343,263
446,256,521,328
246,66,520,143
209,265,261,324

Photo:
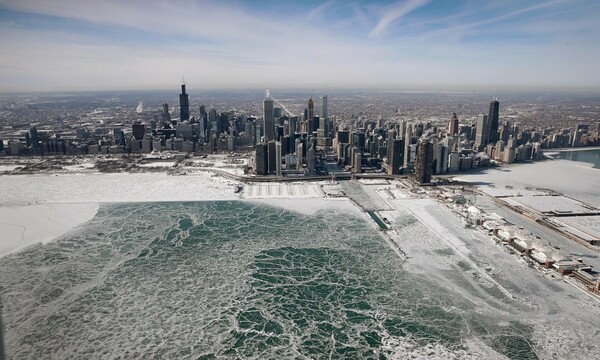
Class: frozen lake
2,200,600,359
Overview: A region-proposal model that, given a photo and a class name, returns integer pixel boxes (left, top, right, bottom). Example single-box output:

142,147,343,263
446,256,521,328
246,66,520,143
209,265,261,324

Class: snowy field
0,203,98,256
504,195,597,214
377,197,600,359
454,159,600,206
242,182,324,199
137,161,176,168
0,164,19,172
0,172,237,205
477,186,551,198
249,197,362,216
557,216,600,241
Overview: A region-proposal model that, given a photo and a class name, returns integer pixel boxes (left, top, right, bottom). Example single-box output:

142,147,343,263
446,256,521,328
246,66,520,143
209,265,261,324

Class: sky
0,0,599,92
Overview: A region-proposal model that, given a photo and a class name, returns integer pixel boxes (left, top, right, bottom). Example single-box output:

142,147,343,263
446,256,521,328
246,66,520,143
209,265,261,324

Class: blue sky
0,0,599,91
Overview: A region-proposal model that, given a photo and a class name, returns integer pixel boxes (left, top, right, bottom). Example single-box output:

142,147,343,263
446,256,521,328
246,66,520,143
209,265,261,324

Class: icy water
0,201,539,359
554,148,600,169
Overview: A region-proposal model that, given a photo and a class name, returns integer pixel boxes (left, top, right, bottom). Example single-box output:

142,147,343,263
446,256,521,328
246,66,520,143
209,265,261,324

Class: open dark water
0,202,538,359
554,148,600,169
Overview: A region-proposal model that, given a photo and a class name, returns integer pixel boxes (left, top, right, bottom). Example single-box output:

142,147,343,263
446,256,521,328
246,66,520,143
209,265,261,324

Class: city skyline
1,0,600,92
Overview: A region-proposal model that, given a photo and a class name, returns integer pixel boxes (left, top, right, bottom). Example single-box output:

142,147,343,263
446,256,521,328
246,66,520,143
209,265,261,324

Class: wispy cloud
417,0,569,41
0,0,599,91
307,0,336,22
369,0,430,38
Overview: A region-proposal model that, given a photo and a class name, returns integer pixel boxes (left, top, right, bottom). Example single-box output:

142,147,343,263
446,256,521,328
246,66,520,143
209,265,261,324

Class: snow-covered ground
557,216,600,241
0,172,237,205
242,182,324,199
0,172,239,257
454,159,600,206
62,162,95,171
0,165,19,172
0,203,98,257
249,197,362,216
372,191,600,359
137,161,176,168
504,195,597,214
0,173,347,256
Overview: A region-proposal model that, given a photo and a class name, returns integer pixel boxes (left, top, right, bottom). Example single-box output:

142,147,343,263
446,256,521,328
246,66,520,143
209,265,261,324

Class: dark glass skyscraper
263,96,275,141
488,99,499,143
415,139,433,184
387,138,403,175
30,126,40,154
132,122,145,141
179,84,190,121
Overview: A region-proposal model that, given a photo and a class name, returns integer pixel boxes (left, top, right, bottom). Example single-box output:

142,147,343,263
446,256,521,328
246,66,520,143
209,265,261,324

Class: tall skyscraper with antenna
179,83,190,121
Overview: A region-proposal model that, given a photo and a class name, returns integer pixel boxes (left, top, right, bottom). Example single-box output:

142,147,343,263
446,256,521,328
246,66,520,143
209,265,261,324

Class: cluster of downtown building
0,85,268,158
1,85,599,184
253,95,600,183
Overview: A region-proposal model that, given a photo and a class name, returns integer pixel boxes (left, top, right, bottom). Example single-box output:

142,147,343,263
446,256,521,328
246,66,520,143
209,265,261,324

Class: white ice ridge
0,172,237,205
0,203,99,257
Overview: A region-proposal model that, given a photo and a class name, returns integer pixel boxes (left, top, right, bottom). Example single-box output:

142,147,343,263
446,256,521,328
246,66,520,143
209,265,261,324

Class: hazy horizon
2,85,600,96
1,0,600,92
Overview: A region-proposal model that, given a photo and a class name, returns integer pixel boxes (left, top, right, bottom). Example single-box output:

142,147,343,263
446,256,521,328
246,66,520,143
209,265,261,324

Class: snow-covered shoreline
454,158,600,206
0,172,240,257
0,172,238,206
0,172,357,257
2,157,599,260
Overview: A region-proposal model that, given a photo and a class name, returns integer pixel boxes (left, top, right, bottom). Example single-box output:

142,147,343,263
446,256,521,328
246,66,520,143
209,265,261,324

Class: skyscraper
162,103,171,128
414,139,433,184
295,139,303,170
275,141,282,176
307,142,316,173
386,129,396,159
387,139,403,175
30,126,40,155
132,122,145,141
307,97,314,121
267,140,277,174
263,95,275,141
289,116,298,135
488,99,500,143
255,143,268,175
475,114,489,151
179,84,190,121
403,124,412,168
321,95,328,120
449,113,459,135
